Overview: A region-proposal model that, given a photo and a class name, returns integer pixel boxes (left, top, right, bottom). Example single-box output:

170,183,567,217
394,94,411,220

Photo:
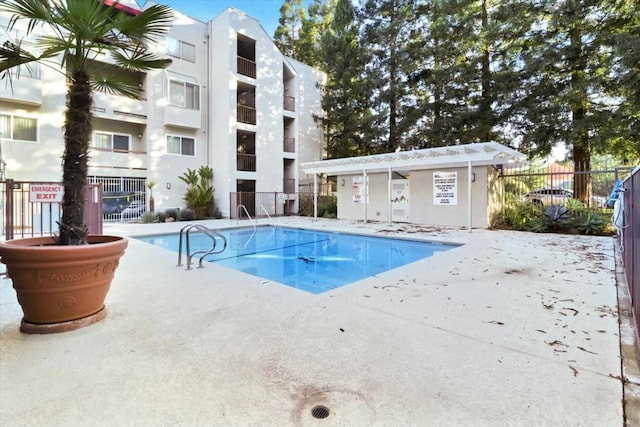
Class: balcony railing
284,95,295,112
237,105,256,125
284,137,295,153
237,153,256,172
237,56,256,79
283,178,296,193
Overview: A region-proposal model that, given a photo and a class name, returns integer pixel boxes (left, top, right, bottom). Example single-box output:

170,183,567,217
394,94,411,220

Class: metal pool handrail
177,224,228,270
258,204,272,222
237,204,256,229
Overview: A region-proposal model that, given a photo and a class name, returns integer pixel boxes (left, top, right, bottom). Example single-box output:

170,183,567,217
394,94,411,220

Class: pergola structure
301,142,527,230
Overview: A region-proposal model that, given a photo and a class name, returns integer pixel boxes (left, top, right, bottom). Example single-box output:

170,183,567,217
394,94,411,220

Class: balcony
284,95,295,112
284,137,295,153
89,147,148,171
163,105,201,129
237,105,256,125
237,56,256,79
237,153,256,172
93,92,147,124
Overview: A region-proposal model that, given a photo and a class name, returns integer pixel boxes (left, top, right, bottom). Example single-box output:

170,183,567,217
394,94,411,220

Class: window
166,38,195,63
169,80,200,110
166,135,195,156
93,132,130,151
0,114,37,142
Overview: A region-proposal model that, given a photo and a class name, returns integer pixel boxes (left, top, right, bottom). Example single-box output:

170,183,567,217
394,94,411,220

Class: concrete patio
0,217,636,426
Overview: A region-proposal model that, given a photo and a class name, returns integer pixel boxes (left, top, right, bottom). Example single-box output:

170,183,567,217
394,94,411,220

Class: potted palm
179,166,215,219
0,0,172,333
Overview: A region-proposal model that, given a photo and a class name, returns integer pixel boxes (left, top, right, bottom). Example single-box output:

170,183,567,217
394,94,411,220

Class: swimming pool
137,226,456,294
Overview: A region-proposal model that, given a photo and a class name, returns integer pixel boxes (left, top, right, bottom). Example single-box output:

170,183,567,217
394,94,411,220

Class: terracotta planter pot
194,206,210,219
0,235,128,334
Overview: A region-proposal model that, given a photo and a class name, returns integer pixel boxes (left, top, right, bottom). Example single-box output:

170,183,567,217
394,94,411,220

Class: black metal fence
500,164,635,209
618,167,639,348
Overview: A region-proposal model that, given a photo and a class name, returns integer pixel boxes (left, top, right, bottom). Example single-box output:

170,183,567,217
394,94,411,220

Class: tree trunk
58,72,92,245
569,23,591,205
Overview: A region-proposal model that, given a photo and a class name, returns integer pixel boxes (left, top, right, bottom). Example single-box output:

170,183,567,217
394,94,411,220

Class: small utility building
302,142,526,229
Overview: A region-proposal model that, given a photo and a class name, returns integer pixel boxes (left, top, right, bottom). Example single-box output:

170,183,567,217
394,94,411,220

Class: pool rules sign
29,184,64,202
433,171,458,205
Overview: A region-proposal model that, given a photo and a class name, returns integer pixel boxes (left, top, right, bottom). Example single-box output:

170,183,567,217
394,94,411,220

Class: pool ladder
237,204,272,230
177,224,228,270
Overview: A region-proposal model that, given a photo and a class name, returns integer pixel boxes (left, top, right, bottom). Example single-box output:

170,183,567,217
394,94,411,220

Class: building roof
302,142,527,175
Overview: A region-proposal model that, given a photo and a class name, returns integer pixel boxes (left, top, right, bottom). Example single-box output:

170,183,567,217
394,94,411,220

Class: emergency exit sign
29,184,64,202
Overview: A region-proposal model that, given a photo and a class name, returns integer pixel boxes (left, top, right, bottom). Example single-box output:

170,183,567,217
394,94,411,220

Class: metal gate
1,180,102,240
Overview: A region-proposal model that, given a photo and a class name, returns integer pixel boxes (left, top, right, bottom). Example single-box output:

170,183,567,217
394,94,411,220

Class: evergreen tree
297,0,335,67
274,0,307,57
607,0,640,163
318,0,373,158
360,0,420,153
412,0,481,147
513,0,628,202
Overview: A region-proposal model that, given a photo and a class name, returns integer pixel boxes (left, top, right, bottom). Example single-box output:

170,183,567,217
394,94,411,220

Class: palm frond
111,47,172,72
115,4,174,44
0,39,38,73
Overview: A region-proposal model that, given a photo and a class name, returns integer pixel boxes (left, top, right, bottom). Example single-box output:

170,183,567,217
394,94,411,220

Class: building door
236,179,256,217
391,179,410,222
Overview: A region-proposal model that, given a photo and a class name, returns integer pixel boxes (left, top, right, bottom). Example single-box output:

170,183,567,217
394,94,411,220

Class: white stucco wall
0,4,325,219
336,166,496,228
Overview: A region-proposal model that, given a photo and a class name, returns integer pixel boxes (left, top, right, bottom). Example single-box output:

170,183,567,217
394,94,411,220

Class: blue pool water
137,226,456,294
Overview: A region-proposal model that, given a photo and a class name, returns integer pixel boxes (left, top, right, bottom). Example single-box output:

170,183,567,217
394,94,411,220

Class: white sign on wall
433,171,457,205
29,184,64,203
352,176,369,203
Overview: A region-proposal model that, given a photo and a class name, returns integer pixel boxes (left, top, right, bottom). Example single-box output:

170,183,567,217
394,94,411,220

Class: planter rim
0,235,128,262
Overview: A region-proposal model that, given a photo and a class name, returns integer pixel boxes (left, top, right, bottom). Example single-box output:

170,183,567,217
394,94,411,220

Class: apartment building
0,1,325,218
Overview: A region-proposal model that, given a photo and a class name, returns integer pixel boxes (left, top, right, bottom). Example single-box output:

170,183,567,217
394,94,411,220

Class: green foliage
317,195,337,218
298,195,314,216
493,201,613,235
179,166,215,216
493,202,544,231
297,194,336,217
318,0,373,159
139,212,159,224
571,211,607,235
543,205,570,231
273,0,307,58
564,198,586,211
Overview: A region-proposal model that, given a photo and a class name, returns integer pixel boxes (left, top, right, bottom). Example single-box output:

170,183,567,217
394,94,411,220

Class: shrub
179,208,196,221
571,211,607,235
298,195,314,216
543,205,570,231
493,202,544,231
139,212,159,224
156,211,167,223
165,208,179,221
318,195,337,218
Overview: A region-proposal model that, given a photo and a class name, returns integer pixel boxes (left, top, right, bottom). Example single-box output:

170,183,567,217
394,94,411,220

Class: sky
143,0,313,37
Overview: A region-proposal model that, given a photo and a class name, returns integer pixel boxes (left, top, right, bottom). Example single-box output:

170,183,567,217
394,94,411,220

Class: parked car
121,200,146,219
524,188,607,208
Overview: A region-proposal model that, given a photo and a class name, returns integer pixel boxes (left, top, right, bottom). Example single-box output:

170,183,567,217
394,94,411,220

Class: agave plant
0,0,172,244
543,204,570,231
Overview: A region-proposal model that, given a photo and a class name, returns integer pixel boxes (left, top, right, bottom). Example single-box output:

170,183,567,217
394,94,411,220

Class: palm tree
0,0,172,244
